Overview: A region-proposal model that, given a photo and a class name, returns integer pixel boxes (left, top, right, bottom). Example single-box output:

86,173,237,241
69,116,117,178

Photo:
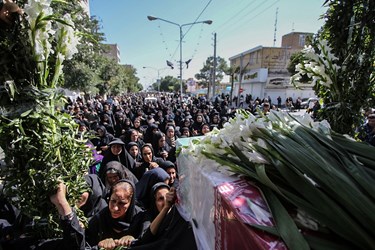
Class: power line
213,0,259,32
157,24,173,60
153,0,213,69
216,0,279,36
182,0,213,39
242,0,280,28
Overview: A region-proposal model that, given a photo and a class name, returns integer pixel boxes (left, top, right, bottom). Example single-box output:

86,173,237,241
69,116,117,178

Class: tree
63,60,98,93
157,75,180,92
56,3,107,94
61,14,142,96
195,56,228,88
110,64,141,95
224,66,240,104
318,0,375,135
293,0,375,135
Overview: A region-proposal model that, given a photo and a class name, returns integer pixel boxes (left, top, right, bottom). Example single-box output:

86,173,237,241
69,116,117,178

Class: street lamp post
147,15,212,101
143,66,168,92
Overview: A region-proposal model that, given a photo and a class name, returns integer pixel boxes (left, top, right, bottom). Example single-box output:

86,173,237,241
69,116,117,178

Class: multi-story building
80,0,90,16
229,32,316,104
103,44,121,64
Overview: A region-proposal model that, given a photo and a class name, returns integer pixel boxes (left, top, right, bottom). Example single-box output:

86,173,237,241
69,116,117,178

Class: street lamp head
147,15,158,21
203,20,213,25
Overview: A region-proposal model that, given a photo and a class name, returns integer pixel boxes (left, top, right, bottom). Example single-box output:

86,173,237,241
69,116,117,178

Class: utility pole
212,33,217,97
207,71,211,99
273,8,278,47
237,54,243,107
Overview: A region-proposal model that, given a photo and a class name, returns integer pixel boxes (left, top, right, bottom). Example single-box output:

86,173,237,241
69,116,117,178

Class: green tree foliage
63,60,97,93
62,15,108,94
110,64,140,95
52,2,106,94
224,65,240,103
315,0,375,135
60,9,142,95
195,56,228,88
156,75,180,92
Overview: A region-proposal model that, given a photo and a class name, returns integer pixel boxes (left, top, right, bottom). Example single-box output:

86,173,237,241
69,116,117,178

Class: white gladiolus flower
34,37,45,60
256,138,267,150
291,74,301,82
244,151,269,164
55,14,80,60
184,111,334,183
299,113,314,127
295,63,303,72
24,0,53,27
292,38,340,89
209,133,222,145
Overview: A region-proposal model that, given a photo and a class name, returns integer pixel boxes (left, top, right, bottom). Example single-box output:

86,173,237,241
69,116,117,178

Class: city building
102,44,121,64
80,0,90,16
229,32,316,104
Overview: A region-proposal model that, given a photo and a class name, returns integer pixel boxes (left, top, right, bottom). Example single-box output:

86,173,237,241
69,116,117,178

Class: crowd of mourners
0,93,375,250
2,92,374,250
0,92,248,250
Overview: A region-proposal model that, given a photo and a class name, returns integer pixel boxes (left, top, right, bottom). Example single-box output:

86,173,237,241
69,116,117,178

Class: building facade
80,0,90,16
103,44,121,64
229,32,316,104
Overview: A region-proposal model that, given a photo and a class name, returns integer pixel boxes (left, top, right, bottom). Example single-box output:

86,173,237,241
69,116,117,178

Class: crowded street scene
0,0,374,249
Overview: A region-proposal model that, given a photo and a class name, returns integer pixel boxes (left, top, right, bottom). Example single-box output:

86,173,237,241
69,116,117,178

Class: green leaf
261,186,310,250
21,109,33,118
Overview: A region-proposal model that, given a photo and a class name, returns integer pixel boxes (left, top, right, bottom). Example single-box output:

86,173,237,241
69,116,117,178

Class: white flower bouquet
182,110,375,250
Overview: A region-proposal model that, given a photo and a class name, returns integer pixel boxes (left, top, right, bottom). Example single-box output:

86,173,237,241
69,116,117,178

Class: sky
89,0,327,89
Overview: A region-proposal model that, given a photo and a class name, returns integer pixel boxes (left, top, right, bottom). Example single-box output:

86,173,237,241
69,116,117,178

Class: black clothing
81,174,107,220
99,114,115,135
102,161,139,193
143,124,158,144
133,156,165,181
135,168,170,210
93,126,114,152
86,180,148,248
126,142,143,163
132,206,197,250
2,212,85,250
86,207,146,248
99,145,137,183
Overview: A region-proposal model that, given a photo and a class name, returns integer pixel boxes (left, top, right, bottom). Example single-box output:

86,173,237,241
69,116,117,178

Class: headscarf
81,174,107,218
151,131,165,155
126,141,142,162
126,141,139,152
95,125,115,150
159,161,179,188
140,144,158,163
135,168,170,210
106,179,138,227
100,139,136,183
149,182,170,221
105,161,138,185
143,123,159,144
